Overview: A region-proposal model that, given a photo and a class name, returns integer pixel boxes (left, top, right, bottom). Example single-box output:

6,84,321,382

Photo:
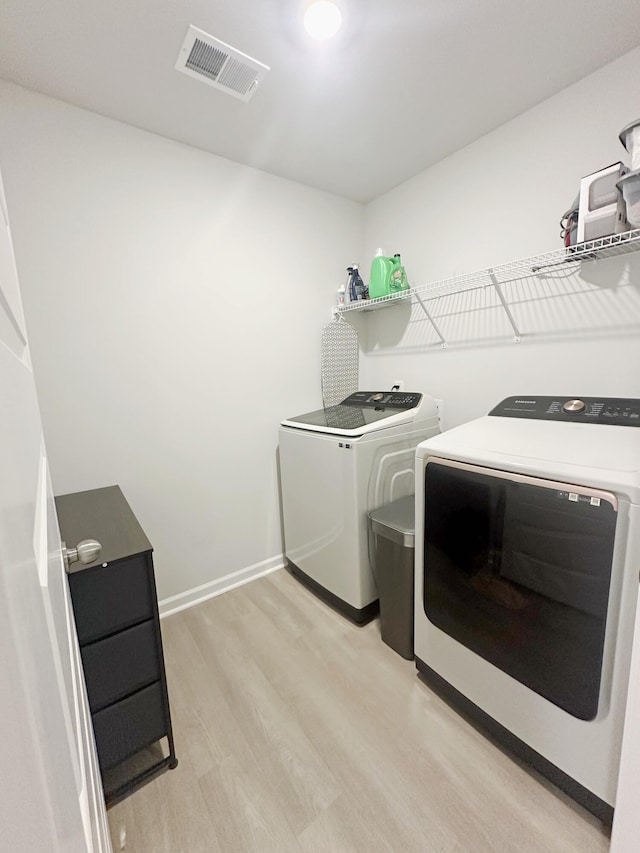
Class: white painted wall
0,80,363,601
2,47,640,604
358,47,640,428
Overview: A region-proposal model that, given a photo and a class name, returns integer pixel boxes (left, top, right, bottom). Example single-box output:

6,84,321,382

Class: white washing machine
414,395,640,821
280,391,439,623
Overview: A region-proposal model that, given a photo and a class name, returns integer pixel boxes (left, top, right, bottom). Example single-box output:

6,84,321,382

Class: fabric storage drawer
57,485,177,803
92,682,167,771
81,620,161,712
69,555,154,645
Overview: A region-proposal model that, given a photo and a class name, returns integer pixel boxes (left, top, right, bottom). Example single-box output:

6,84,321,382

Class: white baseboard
158,554,285,619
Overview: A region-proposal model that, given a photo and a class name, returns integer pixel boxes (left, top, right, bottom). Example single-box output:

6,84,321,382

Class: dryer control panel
342,391,422,410
489,396,640,426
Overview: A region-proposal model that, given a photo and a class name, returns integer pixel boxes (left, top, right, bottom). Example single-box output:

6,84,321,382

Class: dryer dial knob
563,399,586,413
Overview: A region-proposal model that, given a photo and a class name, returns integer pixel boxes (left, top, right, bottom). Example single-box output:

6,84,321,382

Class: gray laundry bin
368,494,415,660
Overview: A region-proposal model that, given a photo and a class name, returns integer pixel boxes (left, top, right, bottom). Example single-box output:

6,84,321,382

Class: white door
0,164,112,852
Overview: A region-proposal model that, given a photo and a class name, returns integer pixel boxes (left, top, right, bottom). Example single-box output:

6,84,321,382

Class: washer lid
281,391,424,436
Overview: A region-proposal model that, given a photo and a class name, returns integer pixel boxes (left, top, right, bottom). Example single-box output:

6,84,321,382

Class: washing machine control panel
342,391,422,410
489,396,640,426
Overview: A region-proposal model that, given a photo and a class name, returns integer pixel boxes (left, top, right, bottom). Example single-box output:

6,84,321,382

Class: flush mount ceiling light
304,1,342,40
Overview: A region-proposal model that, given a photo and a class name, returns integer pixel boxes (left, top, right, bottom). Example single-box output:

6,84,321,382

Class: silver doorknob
62,539,102,572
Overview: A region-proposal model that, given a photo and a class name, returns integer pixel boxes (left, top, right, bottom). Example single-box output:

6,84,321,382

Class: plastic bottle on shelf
347,265,366,301
336,284,346,306
351,264,366,300
369,248,393,299
346,266,356,302
389,253,410,292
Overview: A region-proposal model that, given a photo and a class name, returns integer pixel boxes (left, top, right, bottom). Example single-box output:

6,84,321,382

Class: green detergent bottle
389,253,410,293
368,248,393,299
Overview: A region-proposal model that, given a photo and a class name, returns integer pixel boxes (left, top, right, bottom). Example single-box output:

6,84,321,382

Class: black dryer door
423,459,618,721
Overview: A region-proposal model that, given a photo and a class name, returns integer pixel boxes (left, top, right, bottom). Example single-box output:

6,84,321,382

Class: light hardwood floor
108,569,610,852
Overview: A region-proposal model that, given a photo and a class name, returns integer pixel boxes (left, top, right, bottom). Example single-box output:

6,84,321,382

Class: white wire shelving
334,228,640,346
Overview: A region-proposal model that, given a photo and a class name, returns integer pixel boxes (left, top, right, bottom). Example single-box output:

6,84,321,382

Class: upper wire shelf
334,228,640,345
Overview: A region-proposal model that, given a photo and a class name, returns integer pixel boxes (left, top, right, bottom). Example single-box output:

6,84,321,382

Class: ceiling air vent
175,26,269,102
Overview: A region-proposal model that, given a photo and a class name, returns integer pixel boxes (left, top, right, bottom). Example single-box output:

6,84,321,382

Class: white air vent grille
186,40,228,81
176,26,269,102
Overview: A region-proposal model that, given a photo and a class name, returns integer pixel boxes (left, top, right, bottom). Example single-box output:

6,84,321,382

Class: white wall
0,80,363,602
358,47,640,428
3,46,640,603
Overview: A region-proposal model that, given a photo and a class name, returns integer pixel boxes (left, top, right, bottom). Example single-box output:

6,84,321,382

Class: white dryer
280,391,439,623
414,395,640,821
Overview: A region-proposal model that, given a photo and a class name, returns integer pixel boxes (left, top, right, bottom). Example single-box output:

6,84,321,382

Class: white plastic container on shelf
617,171,640,228
577,162,629,242
619,119,640,172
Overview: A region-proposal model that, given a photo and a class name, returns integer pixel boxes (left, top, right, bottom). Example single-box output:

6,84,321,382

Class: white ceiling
1,0,639,202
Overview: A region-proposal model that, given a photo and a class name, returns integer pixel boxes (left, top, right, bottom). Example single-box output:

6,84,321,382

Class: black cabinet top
55,485,152,572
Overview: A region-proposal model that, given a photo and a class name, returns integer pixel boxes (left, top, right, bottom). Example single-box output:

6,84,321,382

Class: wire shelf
335,229,640,345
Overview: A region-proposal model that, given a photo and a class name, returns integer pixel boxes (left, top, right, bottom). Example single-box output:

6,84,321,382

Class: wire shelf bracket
488,269,521,342
414,292,447,347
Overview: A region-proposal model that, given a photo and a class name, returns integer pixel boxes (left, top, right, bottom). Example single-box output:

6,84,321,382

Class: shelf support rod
414,292,447,347
488,270,521,342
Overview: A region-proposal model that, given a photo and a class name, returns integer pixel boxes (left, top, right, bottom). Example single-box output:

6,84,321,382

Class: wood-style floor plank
108,569,610,852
